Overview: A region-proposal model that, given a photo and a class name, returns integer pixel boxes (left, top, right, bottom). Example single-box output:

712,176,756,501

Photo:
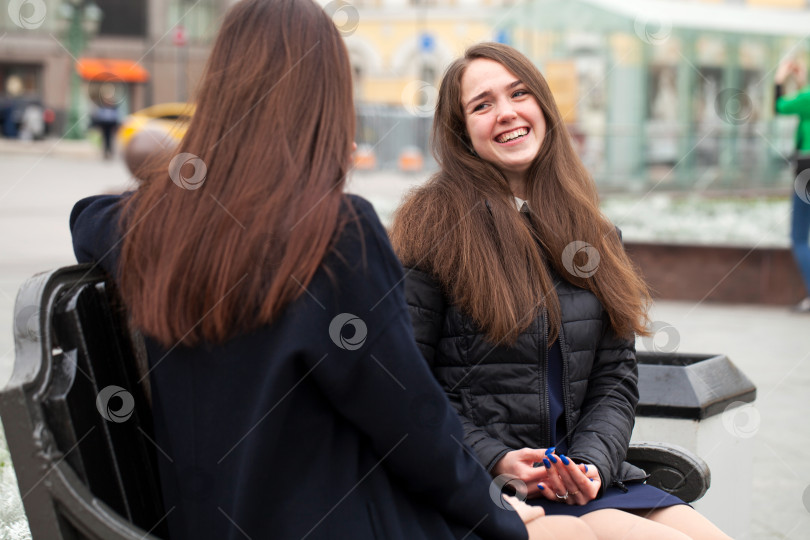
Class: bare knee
644,506,732,540
581,509,693,540
526,515,597,540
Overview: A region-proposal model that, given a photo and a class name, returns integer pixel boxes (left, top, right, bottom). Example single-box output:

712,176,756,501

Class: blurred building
335,0,512,168
0,0,229,135
3,0,810,188
504,0,810,190
350,0,810,182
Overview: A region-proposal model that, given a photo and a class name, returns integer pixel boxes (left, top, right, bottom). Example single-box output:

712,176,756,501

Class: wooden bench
0,264,710,539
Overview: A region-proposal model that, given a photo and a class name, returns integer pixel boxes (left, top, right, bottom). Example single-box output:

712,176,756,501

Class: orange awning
76,58,150,83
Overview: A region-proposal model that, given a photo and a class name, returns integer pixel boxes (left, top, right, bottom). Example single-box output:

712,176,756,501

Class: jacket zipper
611,480,629,493
557,322,573,448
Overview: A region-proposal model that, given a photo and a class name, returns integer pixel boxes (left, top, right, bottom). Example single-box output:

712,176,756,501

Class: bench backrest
0,264,168,540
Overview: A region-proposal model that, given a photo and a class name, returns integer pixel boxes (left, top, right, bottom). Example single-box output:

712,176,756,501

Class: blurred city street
0,146,809,538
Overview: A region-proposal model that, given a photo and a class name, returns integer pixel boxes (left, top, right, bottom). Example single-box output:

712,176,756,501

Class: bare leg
580,509,692,540
640,505,732,540
525,516,597,540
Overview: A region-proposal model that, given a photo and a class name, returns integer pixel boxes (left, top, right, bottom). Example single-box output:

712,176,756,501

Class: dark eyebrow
465,80,524,110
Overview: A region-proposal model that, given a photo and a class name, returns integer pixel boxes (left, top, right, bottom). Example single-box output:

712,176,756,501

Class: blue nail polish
560,454,570,466
545,447,555,455
543,458,551,468
548,454,558,464
584,465,588,472
537,484,545,490
590,478,594,482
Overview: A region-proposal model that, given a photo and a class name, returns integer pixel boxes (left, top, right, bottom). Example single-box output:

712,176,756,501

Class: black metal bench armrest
627,441,711,503
0,264,167,540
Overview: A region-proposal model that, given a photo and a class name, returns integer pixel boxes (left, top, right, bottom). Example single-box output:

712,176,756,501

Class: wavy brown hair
118,0,355,347
391,42,650,344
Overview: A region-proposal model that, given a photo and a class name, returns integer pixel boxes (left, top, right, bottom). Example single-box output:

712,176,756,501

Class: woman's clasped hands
493,447,601,506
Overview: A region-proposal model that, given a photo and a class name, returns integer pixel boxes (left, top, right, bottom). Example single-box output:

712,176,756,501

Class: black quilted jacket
404,266,648,496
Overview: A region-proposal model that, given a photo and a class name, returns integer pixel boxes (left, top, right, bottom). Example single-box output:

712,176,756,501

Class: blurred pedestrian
91,102,120,159
775,58,810,312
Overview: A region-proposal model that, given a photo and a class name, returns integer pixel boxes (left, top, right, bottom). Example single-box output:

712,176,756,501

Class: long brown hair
391,42,650,344
118,0,355,347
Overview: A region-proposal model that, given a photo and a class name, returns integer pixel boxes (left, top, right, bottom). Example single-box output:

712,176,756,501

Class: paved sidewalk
0,153,808,538
0,137,101,160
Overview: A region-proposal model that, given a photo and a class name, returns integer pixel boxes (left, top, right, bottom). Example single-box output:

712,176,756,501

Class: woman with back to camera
391,42,732,540
69,1,597,539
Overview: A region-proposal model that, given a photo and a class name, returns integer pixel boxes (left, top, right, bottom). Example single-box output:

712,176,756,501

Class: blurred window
168,0,218,42
96,0,147,37
0,64,42,96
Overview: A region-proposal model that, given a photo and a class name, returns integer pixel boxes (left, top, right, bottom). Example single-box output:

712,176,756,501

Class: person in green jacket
775,58,810,312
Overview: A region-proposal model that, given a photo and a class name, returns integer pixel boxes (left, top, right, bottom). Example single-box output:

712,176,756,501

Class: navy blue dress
530,339,686,516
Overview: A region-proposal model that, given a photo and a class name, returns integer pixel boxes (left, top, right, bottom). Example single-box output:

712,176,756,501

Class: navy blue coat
70,193,527,540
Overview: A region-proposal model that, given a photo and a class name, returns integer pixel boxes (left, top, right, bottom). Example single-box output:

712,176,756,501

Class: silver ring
555,491,569,500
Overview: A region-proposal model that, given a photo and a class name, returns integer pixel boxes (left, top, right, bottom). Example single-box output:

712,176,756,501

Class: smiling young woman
391,42,732,540
461,58,546,197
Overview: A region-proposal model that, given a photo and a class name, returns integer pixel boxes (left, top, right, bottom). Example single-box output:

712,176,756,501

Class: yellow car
117,102,195,149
